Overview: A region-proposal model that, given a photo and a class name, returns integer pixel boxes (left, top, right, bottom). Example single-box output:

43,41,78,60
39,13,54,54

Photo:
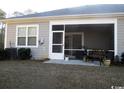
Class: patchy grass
0,60,123,89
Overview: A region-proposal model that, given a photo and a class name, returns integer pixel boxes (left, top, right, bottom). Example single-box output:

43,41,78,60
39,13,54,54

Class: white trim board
50,30,65,59
4,24,7,49
50,18,117,25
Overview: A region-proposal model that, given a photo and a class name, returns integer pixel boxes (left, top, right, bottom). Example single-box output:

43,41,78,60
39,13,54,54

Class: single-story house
1,4,124,60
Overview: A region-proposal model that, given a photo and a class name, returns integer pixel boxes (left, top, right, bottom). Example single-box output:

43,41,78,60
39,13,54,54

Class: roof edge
1,12,124,23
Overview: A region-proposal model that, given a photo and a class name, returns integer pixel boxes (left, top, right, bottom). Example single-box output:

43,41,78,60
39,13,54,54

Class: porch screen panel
53,32,63,44
65,34,82,49
52,25,64,31
72,35,82,49
52,32,63,53
52,45,62,53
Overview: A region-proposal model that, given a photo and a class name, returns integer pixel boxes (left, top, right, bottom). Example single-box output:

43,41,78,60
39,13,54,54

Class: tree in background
0,9,6,19
0,9,6,48
24,9,37,15
12,9,37,17
12,11,24,17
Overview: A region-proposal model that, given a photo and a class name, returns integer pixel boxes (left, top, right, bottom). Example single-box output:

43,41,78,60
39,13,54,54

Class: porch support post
4,23,7,49
114,19,117,56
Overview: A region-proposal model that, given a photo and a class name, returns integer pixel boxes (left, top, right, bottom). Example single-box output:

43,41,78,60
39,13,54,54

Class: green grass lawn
0,60,123,89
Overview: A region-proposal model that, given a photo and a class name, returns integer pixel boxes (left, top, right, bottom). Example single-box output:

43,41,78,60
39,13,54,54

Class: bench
86,50,105,65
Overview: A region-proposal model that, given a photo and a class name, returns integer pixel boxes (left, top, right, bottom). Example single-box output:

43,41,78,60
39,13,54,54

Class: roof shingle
9,4,124,19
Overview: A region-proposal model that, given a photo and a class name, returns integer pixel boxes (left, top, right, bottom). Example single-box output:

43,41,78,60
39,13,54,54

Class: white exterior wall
6,22,49,59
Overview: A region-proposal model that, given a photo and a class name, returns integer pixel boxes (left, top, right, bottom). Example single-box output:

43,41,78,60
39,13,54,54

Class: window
16,25,39,47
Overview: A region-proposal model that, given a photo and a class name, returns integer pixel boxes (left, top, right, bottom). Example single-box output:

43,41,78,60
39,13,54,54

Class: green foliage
0,31,4,48
121,53,124,64
5,48,17,60
0,48,5,60
0,9,6,19
0,9,6,49
18,48,31,60
0,48,31,60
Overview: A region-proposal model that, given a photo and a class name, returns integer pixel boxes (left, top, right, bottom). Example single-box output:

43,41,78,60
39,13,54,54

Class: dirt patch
0,60,123,89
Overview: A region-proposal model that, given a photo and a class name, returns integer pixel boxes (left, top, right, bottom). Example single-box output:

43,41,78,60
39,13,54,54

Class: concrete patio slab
44,60,100,66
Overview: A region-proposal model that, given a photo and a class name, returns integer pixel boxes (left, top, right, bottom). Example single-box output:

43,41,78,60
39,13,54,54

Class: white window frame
16,24,39,48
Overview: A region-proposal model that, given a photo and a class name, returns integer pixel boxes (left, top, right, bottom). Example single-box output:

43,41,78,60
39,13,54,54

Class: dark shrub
111,55,124,66
5,48,10,59
5,48,17,60
0,48,5,60
111,53,124,66
18,48,31,60
114,55,120,64
121,53,124,64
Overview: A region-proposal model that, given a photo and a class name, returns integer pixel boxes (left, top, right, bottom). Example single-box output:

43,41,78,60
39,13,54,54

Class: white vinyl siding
16,25,39,47
6,22,49,59
117,17,124,56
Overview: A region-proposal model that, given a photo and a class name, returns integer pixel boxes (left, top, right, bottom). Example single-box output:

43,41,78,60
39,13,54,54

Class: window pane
28,27,37,36
18,37,26,45
28,37,36,45
52,25,64,31
18,27,26,37
52,45,62,53
53,32,63,44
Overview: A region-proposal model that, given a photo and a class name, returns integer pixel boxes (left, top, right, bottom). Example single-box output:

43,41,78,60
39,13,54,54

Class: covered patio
64,24,114,61
50,19,116,62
